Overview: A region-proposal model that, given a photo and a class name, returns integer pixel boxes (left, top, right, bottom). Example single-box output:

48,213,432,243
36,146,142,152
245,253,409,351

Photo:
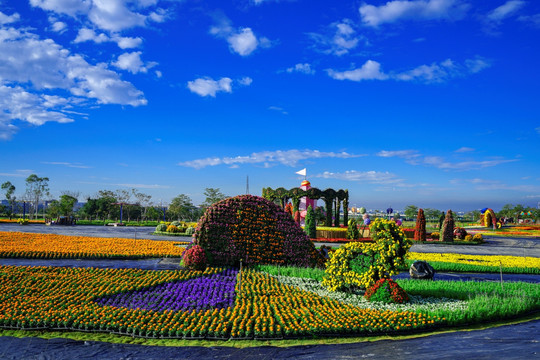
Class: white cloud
29,0,91,17
51,21,67,33
487,0,526,22
0,169,34,177
315,170,403,184
113,51,155,74
178,149,361,169
518,13,540,27
74,28,143,49
328,57,490,83
268,106,288,115
455,147,475,153
74,27,109,44
423,156,518,170
0,10,20,25
377,150,420,158
286,63,315,74
238,77,253,86
115,36,143,49
187,77,233,97
327,60,389,81
30,0,167,32
359,0,469,27
41,161,91,168
210,17,270,56
378,149,518,171
0,24,146,139
308,19,364,56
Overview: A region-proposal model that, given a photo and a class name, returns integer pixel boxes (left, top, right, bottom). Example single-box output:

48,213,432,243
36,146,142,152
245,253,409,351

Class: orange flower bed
0,232,186,259
0,219,45,224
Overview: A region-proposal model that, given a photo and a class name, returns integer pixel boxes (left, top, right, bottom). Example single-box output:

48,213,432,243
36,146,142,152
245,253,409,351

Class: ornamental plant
454,227,467,240
430,232,440,240
464,234,473,242
322,218,411,291
346,218,360,240
441,210,455,242
167,224,181,233
414,208,426,242
364,278,409,304
304,205,316,238
194,195,323,267
284,203,293,218
183,245,207,270
473,234,484,242
156,224,167,232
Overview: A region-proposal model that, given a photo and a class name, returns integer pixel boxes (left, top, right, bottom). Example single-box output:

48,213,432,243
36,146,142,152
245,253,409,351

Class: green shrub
346,218,360,240
171,221,182,227
185,227,195,236
304,205,316,238
155,223,167,232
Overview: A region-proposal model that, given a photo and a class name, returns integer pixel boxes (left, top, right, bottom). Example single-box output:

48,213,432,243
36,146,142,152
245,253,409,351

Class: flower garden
0,195,539,343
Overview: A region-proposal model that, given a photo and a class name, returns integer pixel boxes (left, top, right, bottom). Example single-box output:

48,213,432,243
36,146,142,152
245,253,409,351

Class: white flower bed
272,275,468,313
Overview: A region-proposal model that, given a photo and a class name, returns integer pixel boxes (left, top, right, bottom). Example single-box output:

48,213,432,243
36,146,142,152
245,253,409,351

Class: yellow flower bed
407,252,540,269
0,231,186,259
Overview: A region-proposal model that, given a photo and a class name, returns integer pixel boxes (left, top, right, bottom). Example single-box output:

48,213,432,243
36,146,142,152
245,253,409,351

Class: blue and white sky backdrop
0,0,539,211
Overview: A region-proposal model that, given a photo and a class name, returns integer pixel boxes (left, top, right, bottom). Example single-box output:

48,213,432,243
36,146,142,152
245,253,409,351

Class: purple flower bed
95,268,238,312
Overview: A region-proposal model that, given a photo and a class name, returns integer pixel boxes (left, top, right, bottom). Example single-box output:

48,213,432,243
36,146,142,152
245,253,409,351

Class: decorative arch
481,208,497,228
262,187,349,227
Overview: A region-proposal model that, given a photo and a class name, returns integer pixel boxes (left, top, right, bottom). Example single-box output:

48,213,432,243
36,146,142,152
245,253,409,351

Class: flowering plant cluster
407,252,540,269
472,234,484,242
0,232,186,259
194,195,323,267
322,219,411,291
453,227,468,240
430,232,440,240
0,265,444,339
364,279,409,304
183,245,207,270
17,218,29,225
96,268,237,312
166,225,181,233
414,209,426,242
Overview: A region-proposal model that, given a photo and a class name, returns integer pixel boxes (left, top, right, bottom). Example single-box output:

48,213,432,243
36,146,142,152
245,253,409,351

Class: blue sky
0,0,539,211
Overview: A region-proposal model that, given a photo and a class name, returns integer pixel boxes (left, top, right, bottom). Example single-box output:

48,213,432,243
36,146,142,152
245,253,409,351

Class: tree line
1,174,227,222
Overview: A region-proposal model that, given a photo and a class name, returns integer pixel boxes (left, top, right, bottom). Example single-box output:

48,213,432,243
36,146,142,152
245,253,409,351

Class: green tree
202,188,227,208
132,189,152,221
24,174,50,219
423,208,441,221
1,181,16,219
403,205,418,220
48,195,78,218
169,194,198,221
304,205,317,238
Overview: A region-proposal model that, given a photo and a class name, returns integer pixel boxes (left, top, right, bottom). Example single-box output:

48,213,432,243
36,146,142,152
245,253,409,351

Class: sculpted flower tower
299,180,316,226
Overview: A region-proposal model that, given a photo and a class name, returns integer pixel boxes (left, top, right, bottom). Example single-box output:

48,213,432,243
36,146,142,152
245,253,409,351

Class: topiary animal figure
194,195,323,268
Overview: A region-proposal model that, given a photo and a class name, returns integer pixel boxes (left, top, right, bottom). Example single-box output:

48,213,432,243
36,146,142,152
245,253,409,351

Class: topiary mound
183,245,207,270
194,195,323,267
364,278,409,304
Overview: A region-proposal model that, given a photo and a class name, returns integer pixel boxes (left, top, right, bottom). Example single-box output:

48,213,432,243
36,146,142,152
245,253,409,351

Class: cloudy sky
0,0,539,211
